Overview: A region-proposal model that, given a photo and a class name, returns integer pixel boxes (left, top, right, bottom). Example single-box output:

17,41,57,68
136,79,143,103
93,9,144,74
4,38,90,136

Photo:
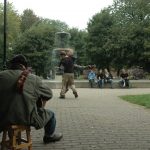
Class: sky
1,0,114,30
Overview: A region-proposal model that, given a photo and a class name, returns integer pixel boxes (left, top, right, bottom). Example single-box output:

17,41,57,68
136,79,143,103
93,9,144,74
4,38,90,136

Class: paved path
1,88,150,150
30,88,150,150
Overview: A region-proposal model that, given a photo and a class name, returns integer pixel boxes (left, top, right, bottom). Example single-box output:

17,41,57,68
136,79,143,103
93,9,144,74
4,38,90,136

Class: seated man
119,68,129,88
0,54,63,144
104,68,113,88
97,69,104,88
88,67,96,88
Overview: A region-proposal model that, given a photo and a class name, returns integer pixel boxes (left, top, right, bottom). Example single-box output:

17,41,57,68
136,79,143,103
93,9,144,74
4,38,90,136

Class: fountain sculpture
51,32,76,79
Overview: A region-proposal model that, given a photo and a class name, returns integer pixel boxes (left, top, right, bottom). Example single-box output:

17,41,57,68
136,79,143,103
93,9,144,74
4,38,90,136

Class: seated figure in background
97,69,104,88
119,68,129,88
104,68,113,88
88,67,96,88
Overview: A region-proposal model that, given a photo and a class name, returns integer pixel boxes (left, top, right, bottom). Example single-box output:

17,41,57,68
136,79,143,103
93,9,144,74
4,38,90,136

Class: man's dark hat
10,54,28,67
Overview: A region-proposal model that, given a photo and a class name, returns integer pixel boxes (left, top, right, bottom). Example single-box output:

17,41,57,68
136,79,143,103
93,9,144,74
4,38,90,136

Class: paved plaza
29,88,150,150
1,88,150,150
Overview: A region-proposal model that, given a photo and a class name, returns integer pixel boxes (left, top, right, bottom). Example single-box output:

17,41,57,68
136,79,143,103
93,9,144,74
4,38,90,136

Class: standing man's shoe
43,133,63,143
73,92,78,98
59,95,65,99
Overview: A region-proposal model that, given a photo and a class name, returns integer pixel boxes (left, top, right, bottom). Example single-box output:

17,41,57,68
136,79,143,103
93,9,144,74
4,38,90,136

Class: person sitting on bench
104,68,113,88
119,68,129,88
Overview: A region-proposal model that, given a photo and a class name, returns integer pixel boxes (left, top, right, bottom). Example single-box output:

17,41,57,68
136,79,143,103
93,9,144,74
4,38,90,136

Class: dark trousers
44,110,56,137
120,79,129,87
89,79,95,88
97,79,104,88
104,79,113,88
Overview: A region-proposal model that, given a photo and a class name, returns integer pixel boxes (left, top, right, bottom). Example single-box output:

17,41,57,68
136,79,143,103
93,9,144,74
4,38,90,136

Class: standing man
59,51,78,99
0,54,63,144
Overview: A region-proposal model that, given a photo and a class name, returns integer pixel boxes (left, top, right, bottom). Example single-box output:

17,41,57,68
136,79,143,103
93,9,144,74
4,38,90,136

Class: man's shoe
43,133,63,143
73,92,78,98
59,95,65,99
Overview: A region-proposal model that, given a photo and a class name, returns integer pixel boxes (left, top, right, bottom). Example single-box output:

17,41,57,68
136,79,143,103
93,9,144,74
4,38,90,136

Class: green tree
0,2,21,70
86,0,150,72
87,8,114,69
69,28,88,65
40,18,69,33
20,9,40,32
13,19,69,77
111,0,150,71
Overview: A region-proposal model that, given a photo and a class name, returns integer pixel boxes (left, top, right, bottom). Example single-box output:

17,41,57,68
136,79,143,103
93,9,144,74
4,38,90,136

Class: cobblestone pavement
2,88,150,150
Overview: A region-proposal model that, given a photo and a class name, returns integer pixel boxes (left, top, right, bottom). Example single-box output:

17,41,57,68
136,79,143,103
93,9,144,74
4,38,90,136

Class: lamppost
3,0,7,70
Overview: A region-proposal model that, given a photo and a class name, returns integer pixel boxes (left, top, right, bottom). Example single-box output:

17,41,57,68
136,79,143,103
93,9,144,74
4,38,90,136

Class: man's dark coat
0,69,53,132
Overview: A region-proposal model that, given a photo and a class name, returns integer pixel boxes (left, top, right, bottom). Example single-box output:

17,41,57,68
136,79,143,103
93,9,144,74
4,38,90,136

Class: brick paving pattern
1,88,150,150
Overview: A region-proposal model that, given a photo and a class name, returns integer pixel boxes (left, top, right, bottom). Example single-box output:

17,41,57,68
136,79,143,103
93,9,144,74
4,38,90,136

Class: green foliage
1,0,150,75
0,2,21,70
111,0,150,70
20,9,40,32
87,8,114,68
69,28,88,65
13,23,53,77
13,19,69,77
86,0,150,72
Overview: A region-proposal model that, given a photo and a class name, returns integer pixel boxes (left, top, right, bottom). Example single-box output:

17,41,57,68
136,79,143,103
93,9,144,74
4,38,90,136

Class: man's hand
36,99,47,108
42,100,47,107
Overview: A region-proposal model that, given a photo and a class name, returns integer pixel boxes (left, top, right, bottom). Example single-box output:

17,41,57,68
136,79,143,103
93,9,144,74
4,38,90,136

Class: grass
120,94,150,108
